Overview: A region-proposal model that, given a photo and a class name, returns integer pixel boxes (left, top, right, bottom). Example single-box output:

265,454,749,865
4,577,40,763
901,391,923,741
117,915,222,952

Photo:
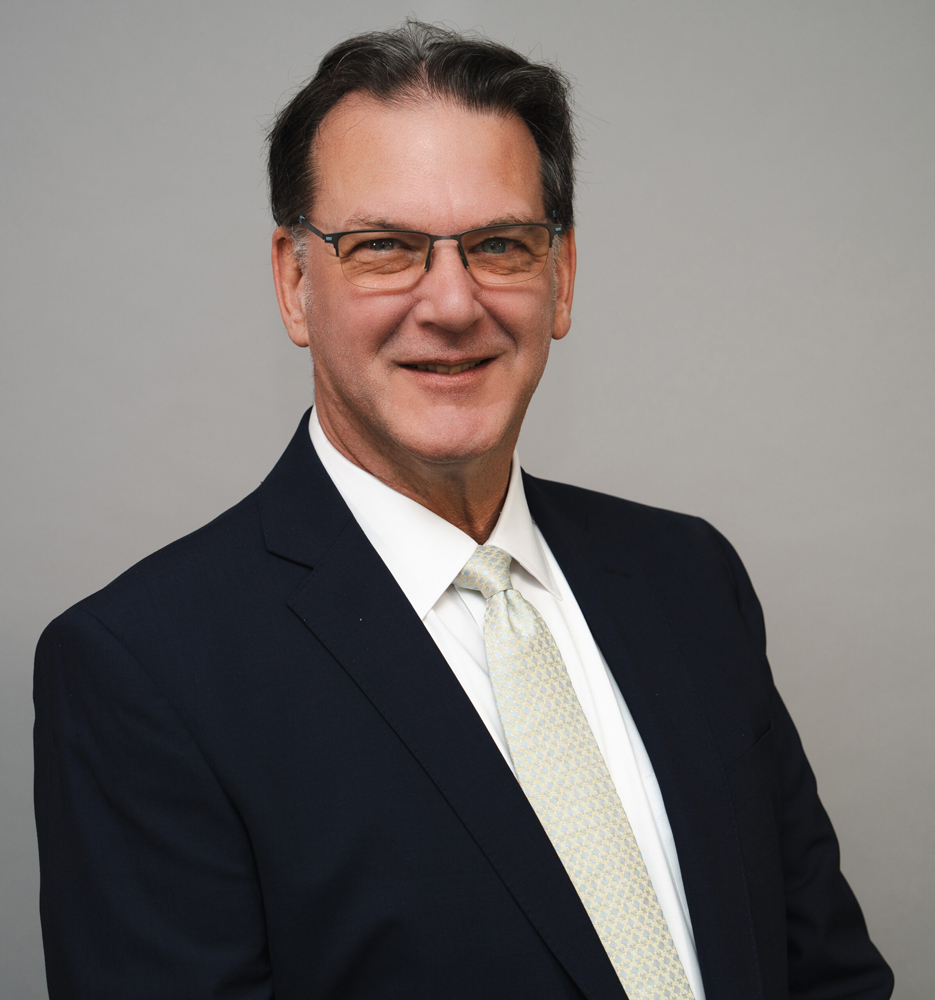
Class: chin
390,408,514,467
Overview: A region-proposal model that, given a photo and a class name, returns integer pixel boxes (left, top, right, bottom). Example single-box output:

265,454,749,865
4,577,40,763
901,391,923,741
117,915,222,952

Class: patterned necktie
455,545,694,1000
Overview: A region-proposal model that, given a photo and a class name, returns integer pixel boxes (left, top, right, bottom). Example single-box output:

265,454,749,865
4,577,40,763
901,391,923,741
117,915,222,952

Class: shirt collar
308,407,560,620
486,447,561,600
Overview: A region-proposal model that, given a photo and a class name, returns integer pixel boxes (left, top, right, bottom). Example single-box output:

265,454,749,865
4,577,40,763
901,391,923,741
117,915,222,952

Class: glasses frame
296,216,563,287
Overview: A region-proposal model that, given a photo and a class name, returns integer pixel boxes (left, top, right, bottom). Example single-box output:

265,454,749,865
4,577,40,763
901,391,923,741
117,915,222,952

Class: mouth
403,358,491,375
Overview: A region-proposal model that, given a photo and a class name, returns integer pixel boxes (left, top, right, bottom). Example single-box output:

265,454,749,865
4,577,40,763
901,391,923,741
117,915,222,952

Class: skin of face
272,92,576,541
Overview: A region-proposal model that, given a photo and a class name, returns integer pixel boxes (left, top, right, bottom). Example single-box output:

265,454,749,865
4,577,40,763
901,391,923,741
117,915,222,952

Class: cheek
483,285,556,359
306,282,411,370
513,294,559,397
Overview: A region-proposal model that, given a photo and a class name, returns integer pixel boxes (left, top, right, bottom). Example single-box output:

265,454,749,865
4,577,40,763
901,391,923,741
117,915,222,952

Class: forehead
312,93,544,229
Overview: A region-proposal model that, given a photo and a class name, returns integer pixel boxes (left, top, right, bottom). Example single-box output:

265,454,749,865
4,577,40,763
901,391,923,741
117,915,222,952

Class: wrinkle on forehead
340,213,542,232
307,92,541,228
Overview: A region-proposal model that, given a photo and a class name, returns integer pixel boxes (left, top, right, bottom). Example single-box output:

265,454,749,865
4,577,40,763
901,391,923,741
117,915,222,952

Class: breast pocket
725,722,775,809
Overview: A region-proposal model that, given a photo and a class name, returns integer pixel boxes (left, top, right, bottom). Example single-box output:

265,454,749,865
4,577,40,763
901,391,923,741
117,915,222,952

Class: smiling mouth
405,359,489,375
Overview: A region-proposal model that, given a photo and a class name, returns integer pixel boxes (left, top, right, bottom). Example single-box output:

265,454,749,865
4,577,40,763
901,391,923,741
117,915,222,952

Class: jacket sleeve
34,607,273,1000
715,529,895,1000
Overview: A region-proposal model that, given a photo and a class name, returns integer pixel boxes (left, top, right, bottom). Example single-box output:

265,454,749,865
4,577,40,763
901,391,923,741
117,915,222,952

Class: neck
315,399,515,545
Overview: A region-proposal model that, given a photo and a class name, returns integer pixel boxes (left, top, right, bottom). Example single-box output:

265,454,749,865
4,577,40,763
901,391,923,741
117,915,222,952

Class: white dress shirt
309,408,705,999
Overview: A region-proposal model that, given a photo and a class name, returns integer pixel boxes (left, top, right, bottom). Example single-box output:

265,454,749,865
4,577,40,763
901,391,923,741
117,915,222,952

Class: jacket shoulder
38,409,346,661
523,472,722,555
37,486,278,655
523,472,766,653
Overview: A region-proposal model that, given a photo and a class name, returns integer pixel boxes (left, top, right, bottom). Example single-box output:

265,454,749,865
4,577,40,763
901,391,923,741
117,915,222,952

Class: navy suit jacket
34,412,893,999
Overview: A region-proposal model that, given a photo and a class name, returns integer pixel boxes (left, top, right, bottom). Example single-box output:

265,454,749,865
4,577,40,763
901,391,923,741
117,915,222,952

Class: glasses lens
336,231,431,289
461,225,552,284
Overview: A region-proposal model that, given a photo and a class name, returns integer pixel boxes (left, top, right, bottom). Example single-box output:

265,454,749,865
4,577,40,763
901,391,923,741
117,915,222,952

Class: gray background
2,1,932,996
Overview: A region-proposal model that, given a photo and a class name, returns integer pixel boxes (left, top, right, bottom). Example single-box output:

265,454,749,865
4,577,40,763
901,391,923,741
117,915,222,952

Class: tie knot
454,545,514,599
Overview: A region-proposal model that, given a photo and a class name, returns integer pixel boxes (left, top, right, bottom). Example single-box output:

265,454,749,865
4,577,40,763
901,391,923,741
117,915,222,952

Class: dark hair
267,19,576,238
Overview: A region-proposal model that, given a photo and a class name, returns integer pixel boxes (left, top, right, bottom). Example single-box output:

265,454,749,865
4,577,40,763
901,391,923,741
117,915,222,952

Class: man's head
268,21,577,492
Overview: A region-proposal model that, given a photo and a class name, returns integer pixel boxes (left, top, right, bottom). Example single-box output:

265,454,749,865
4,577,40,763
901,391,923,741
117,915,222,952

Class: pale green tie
455,545,694,1000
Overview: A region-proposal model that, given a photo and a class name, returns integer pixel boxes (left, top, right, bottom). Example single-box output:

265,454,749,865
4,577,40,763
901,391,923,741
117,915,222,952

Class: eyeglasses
297,216,563,290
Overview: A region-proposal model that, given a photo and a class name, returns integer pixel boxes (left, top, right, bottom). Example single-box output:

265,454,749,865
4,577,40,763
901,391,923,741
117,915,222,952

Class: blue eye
479,238,509,254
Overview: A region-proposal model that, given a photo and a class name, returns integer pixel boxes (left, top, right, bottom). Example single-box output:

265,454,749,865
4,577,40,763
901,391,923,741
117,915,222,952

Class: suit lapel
259,415,626,1000
524,473,764,1000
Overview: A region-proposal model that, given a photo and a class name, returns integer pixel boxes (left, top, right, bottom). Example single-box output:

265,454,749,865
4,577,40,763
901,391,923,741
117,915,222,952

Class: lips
407,359,487,375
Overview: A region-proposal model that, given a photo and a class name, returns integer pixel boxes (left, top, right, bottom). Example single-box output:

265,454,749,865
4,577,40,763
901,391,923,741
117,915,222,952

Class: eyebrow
338,213,542,232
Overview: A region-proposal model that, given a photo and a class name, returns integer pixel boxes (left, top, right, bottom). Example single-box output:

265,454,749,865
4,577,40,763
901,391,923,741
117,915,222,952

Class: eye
340,232,426,257
348,237,407,253
478,237,510,254
367,238,401,252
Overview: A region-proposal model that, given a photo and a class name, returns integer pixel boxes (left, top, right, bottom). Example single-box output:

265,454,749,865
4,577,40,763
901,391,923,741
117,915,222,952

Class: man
34,21,893,1000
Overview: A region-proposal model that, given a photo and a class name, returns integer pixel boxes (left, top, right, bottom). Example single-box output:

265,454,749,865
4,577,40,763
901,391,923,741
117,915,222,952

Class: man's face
276,93,575,471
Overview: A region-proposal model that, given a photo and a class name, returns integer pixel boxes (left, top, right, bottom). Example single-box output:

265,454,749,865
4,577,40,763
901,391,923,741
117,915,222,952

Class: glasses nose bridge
426,234,470,272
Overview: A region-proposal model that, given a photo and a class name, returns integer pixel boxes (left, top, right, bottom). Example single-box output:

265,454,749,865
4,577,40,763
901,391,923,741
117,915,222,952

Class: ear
271,226,310,348
551,227,576,341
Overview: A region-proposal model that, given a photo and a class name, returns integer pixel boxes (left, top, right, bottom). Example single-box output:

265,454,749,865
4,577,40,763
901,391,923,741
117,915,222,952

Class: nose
411,239,485,333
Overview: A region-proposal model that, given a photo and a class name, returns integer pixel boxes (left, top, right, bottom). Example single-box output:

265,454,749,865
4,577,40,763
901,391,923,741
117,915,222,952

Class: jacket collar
256,409,353,571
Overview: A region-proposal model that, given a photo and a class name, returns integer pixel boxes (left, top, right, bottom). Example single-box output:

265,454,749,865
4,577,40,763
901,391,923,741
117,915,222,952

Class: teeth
414,360,483,374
